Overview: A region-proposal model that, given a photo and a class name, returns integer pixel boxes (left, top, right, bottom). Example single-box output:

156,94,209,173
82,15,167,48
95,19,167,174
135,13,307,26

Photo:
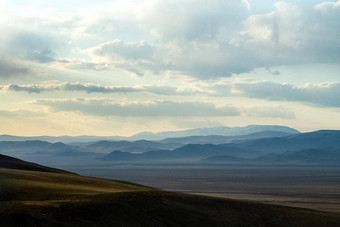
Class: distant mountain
202,147,340,164
201,155,247,163
130,125,300,140
101,130,340,162
0,140,92,156
0,135,125,144
0,154,71,173
99,150,138,161
160,130,294,145
2,129,339,165
256,148,340,163
86,140,179,153
100,144,255,162
0,125,299,143
236,130,340,154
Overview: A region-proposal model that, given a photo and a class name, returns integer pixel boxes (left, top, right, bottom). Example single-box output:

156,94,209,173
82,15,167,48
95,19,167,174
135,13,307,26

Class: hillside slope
1,156,340,226
0,154,71,173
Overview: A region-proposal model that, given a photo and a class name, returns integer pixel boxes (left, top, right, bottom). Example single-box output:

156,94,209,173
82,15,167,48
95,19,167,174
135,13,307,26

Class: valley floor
60,163,340,213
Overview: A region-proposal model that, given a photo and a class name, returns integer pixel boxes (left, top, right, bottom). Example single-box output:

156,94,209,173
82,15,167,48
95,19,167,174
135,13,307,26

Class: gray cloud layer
33,99,240,117
0,82,201,96
31,98,295,120
0,60,30,78
233,81,340,108
2,80,339,108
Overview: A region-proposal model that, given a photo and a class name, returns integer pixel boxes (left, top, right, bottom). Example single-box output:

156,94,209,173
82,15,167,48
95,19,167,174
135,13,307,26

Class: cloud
30,97,296,120
232,81,340,108
3,80,340,108
0,109,45,118
244,106,295,119
78,1,340,79
0,60,30,78
0,82,201,96
31,98,240,117
265,67,280,75
231,1,340,68
65,0,254,78
183,79,340,108
142,0,249,42
12,32,57,63
84,39,157,76
88,39,153,60
1,1,339,80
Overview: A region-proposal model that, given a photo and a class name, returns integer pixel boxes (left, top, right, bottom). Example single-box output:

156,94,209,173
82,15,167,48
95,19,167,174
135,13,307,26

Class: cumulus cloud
84,39,158,76
1,0,339,79
78,1,340,79
88,39,153,60
231,1,340,68
142,0,249,41
32,98,240,117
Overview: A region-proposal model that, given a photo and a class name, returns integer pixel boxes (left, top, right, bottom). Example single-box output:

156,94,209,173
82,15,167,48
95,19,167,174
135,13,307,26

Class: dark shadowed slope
0,154,72,173
1,156,340,227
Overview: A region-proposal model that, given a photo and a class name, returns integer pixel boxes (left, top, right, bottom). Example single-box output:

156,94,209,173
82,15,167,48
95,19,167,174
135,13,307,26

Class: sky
0,0,339,136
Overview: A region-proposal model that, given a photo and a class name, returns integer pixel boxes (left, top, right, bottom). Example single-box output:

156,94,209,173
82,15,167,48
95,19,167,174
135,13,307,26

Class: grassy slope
1,168,340,227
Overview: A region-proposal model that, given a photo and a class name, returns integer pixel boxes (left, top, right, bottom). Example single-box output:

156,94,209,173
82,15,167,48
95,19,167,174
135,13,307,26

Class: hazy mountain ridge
159,130,294,144
85,139,179,153
0,125,299,143
0,140,86,155
131,125,300,140
100,130,340,163
202,147,340,164
0,128,339,166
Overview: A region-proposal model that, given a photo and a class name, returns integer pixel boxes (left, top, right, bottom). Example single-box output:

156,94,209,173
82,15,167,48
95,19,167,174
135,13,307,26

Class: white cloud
231,1,340,69
141,0,249,41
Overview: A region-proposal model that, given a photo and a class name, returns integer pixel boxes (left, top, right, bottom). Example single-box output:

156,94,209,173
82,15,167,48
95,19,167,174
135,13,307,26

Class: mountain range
0,125,299,143
0,127,339,166
100,130,340,164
